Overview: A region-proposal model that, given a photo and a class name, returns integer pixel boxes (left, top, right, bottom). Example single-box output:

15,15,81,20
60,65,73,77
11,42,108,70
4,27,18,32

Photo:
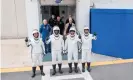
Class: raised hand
25,37,29,42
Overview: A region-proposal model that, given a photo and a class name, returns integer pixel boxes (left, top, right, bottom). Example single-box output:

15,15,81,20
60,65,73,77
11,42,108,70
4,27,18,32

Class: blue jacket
39,24,51,41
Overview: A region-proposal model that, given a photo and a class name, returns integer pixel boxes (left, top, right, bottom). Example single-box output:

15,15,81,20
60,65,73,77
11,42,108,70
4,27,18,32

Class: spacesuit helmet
69,27,76,37
53,26,60,37
84,27,89,36
32,29,39,40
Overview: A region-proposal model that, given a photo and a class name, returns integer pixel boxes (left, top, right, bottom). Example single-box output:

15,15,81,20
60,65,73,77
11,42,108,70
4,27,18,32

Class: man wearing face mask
49,15,56,28
81,26,97,72
25,29,45,78
55,16,64,35
46,26,65,75
64,27,81,73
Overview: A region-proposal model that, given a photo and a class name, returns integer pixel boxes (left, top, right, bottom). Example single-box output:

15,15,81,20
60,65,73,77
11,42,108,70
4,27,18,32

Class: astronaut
46,26,65,75
64,27,81,73
81,27,97,72
25,29,45,78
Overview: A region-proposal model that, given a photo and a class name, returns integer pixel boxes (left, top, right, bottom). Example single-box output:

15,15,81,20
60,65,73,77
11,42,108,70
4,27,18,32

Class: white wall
1,0,27,39
1,0,18,39
93,0,133,9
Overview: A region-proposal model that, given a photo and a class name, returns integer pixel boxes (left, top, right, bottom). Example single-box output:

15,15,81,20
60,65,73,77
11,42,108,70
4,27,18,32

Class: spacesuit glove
93,32,97,36
78,49,82,53
43,53,46,57
25,37,29,42
62,50,66,55
78,35,81,39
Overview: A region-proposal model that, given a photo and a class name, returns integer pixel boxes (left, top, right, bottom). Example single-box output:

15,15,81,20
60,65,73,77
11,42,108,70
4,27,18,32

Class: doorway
51,6,59,18
41,6,76,21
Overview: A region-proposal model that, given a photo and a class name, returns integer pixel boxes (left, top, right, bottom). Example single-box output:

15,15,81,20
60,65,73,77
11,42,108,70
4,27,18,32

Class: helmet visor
33,32,39,38
54,30,59,35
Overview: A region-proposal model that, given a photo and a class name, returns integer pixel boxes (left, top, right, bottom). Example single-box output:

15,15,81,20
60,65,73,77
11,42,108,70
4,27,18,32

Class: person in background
55,16,64,35
39,19,52,54
65,15,75,24
64,17,76,36
49,15,56,28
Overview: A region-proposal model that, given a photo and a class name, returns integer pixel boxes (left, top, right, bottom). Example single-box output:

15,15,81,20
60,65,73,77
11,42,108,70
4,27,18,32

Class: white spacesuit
25,29,45,78
65,27,81,73
46,26,65,75
81,27,97,72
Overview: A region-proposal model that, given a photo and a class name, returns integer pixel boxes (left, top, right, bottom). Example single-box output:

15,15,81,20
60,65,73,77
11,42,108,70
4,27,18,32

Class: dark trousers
44,40,51,54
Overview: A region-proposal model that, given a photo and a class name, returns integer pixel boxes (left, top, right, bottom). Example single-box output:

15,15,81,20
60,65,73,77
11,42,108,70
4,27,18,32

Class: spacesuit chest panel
51,35,62,50
68,36,78,50
31,40,43,54
82,35,92,50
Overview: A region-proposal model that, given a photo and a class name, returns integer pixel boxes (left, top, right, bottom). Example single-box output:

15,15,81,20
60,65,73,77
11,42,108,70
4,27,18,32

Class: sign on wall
55,0,63,3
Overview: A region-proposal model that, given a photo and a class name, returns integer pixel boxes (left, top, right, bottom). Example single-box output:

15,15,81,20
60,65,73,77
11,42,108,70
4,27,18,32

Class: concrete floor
1,39,120,68
90,62,133,80
1,63,133,80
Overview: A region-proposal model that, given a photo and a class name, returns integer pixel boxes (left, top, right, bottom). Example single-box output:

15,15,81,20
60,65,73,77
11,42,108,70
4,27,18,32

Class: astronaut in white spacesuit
25,29,45,78
64,27,81,73
81,27,97,72
46,26,65,75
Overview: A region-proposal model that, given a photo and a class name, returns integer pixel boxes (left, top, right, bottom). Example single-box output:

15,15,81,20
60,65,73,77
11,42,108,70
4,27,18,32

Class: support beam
25,0,40,38
76,0,90,34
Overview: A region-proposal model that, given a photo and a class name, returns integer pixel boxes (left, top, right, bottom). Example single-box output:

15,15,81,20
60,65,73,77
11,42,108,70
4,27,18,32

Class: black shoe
68,63,72,73
74,63,78,73
31,73,36,78
52,64,56,75
58,64,63,74
39,66,45,76
87,62,91,72
31,67,36,78
41,71,45,76
82,63,85,72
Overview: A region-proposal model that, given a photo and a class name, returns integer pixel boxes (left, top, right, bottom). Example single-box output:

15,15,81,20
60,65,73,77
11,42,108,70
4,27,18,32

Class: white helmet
32,29,39,40
84,26,89,36
53,26,60,37
69,27,76,37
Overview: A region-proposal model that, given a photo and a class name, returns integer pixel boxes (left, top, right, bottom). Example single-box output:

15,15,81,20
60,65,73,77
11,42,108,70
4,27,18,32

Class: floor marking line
1,59,133,73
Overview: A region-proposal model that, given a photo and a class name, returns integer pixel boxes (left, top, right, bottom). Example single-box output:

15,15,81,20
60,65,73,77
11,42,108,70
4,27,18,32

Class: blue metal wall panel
90,9,133,59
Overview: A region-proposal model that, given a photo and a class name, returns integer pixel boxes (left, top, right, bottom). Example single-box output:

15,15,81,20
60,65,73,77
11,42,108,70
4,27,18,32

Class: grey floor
1,63,133,80
1,71,41,80
90,62,133,80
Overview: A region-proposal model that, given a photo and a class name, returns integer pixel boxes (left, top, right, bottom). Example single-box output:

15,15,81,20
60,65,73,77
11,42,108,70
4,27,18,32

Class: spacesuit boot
31,67,36,78
82,63,85,72
74,63,78,73
52,64,56,75
87,62,91,72
58,64,63,74
68,63,72,73
39,65,45,76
